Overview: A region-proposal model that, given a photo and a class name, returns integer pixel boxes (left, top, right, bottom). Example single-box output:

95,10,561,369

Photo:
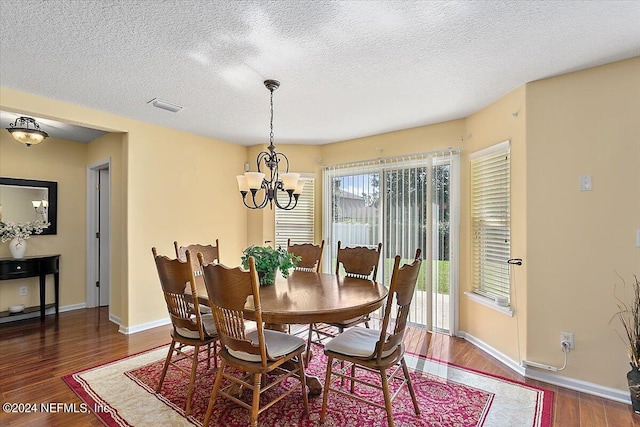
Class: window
470,141,511,304
275,177,315,249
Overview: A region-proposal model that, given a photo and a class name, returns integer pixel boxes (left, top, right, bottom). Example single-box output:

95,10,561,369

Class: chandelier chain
269,87,274,147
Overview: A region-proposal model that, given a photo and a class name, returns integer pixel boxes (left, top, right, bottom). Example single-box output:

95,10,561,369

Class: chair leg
320,355,334,423
401,357,420,415
350,363,356,393
203,360,226,427
297,351,310,416
250,373,262,427
380,367,394,427
185,344,200,416
156,340,176,393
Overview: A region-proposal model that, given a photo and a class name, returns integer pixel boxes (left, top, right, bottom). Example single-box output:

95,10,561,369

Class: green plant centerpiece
241,245,300,286
612,275,640,413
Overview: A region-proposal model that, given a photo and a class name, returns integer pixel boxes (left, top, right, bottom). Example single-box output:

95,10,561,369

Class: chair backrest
152,247,206,341
199,255,270,366
335,241,383,281
376,249,422,361
287,239,324,272
174,240,220,265
174,240,220,294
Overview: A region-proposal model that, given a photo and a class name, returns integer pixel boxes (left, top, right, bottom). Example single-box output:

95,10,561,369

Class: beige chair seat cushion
176,313,217,339
325,326,396,359
189,303,211,314
228,329,305,362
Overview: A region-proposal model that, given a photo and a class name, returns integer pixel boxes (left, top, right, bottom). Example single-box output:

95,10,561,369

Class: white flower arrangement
0,220,50,243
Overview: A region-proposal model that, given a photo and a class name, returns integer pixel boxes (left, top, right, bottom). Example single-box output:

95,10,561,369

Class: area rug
63,345,553,427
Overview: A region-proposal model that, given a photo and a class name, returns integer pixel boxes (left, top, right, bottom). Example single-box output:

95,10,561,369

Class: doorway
86,160,111,315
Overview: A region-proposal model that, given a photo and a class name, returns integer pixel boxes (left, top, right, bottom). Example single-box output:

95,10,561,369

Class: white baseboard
457,330,526,376
524,366,632,404
109,313,121,325
59,303,87,313
458,330,632,405
118,317,171,335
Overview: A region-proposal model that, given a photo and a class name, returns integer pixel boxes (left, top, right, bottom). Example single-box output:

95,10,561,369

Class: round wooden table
242,270,388,395
243,270,388,325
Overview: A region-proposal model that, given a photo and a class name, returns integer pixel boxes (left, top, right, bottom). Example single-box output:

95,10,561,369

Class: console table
0,255,60,322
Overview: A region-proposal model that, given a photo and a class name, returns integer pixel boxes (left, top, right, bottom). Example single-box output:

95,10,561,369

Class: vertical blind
275,177,315,249
322,149,459,331
470,141,511,302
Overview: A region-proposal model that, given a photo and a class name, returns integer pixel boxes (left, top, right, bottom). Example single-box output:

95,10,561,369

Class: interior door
97,168,110,306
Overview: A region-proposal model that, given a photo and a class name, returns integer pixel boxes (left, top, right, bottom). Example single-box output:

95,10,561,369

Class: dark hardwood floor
0,308,637,426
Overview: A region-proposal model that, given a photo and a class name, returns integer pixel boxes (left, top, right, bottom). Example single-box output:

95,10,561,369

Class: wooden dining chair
174,240,220,312
174,240,220,265
308,241,383,359
331,240,383,331
199,255,309,427
287,238,324,272
320,249,422,427
151,247,218,417
335,241,383,281
286,239,326,365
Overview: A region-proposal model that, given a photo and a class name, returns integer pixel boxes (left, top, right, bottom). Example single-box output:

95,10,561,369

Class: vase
9,237,27,259
628,367,640,413
258,269,278,286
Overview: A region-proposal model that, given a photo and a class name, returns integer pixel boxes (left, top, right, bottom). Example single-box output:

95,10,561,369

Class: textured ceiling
1,1,639,146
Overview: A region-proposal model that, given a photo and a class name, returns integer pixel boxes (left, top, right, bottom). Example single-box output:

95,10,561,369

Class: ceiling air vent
147,98,183,113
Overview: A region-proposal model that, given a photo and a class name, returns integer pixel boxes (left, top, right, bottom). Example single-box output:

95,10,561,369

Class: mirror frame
0,177,58,235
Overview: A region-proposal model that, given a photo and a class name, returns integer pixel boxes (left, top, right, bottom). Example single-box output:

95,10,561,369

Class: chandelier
6,116,49,147
236,80,304,210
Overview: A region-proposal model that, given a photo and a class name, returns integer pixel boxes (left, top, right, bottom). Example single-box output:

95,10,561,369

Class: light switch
579,175,592,191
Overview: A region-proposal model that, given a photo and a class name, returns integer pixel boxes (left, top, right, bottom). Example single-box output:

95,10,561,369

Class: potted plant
612,275,640,413
241,245,300,286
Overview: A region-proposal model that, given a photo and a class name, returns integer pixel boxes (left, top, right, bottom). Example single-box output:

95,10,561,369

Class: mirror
0,177,58,235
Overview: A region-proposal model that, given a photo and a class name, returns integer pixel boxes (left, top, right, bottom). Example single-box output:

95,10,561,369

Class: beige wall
320,120,465,166
0,134,88,312
461,86,528,361
1,87,249,328
87,132,125,319
526,57,640,390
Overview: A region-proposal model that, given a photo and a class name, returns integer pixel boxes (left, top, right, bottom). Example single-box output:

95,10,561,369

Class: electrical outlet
560,332,574,350
19,286,28,296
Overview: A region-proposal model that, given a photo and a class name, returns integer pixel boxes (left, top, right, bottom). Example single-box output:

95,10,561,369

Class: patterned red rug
63,344,553,427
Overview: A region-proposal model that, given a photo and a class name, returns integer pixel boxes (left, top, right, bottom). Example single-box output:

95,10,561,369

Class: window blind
470,142,511,302
275,177,315,249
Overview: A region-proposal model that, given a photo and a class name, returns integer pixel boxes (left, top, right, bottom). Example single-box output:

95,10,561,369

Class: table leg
39,274,46,322
54,272,59,316
264,323,323,396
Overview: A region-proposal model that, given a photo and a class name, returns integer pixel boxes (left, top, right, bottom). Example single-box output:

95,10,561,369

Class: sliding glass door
323,151,459,334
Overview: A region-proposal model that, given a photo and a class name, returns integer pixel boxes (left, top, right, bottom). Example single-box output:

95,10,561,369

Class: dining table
193,269,388,395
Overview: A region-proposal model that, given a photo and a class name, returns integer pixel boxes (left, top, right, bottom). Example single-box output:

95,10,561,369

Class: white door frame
86,159,112,315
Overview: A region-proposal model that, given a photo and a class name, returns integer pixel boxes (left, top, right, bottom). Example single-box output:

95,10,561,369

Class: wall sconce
32,199,49,216
6,116,49,147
